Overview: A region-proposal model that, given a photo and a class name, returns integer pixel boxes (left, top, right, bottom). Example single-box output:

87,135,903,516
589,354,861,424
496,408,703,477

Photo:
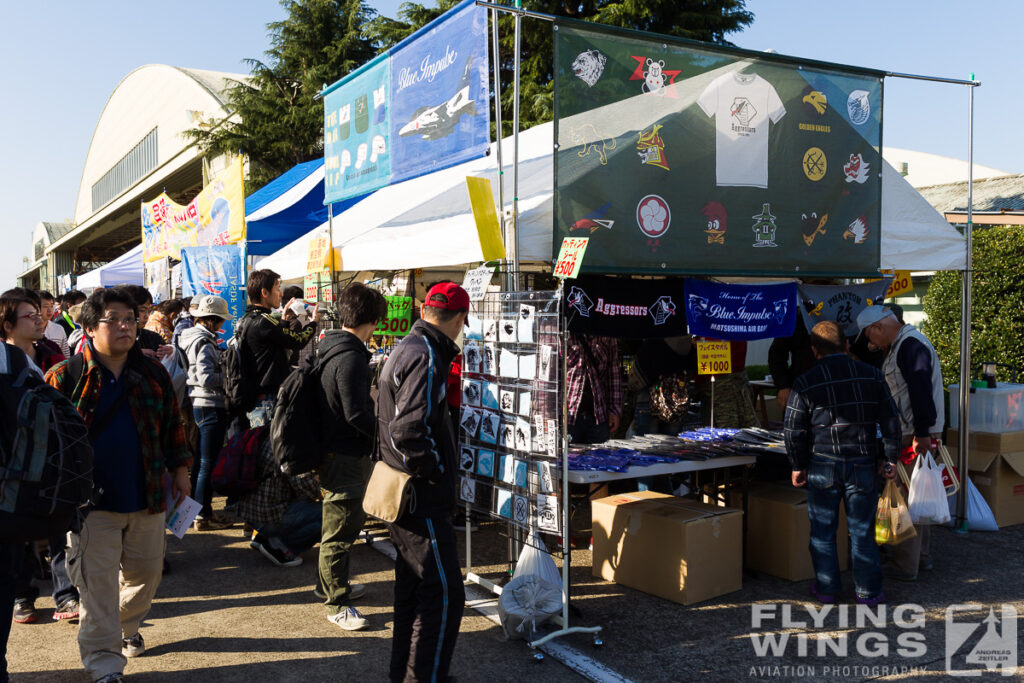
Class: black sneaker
254,536,302,567
13,600,38,624
53,598,80,620
122,632,145,657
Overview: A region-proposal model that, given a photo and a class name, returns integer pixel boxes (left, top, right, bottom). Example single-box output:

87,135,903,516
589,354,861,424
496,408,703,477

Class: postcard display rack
457,285,603,649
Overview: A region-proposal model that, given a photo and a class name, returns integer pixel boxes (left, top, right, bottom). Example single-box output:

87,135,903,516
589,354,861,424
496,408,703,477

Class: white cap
855,305,895,333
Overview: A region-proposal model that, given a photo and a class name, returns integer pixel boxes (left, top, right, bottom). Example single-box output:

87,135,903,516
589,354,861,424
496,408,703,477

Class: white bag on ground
498,535,563,640
943,477,999,531
908,452,951,525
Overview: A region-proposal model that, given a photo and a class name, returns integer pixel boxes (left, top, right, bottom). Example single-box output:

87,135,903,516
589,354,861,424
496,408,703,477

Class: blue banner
684,279,798,341
389,1,490,184
180,244,245,344
323,56,391,204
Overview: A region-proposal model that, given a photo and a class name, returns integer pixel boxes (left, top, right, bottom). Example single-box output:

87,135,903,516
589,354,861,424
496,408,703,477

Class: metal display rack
457,282,602,649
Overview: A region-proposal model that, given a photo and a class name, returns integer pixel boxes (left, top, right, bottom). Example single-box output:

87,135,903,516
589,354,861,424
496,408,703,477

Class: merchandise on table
565,427,784,471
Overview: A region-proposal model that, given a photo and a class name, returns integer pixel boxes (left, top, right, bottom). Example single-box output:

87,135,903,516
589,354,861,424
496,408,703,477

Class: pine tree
365,0,753,136
185,0,377,191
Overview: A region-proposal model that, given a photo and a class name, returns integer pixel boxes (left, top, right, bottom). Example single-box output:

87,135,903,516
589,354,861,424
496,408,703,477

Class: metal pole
491,8,510,291
956,77,975,532
510,0,522,291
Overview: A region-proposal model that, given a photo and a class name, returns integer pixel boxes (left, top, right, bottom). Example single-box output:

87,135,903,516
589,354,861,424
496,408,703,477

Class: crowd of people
0,272,470,683
0,270,947,683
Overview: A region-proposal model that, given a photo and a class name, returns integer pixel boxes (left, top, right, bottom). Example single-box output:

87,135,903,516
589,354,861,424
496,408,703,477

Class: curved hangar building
18,64,244,291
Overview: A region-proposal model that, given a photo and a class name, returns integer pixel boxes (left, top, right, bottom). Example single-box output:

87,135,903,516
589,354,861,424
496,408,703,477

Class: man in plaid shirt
238,437,322,568
784,321,900,607
566,333,622,443
46,289,191,683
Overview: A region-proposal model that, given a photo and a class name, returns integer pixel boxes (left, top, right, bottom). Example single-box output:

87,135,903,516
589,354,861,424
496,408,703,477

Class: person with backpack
378,282,469,682
178,295,234,531
315,283,387,632
45,288,191,683
236,269,319,426
0,292,83,625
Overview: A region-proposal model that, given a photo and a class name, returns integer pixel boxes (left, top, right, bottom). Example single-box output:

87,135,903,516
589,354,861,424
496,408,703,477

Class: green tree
922,225,1024,388
185,0,377,191
365,0,753,136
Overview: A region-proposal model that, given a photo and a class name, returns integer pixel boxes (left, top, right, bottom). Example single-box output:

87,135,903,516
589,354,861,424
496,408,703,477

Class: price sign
883,270,912,298
553,237,589,279
696,339,732,375
376,295,413,337
462,264,494,302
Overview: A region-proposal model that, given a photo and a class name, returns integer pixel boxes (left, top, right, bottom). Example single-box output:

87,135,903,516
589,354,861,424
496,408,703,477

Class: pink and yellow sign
141,157,246,262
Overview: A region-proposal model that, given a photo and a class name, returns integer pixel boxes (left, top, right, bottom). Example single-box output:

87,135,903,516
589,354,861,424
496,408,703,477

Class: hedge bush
922,225,1024,388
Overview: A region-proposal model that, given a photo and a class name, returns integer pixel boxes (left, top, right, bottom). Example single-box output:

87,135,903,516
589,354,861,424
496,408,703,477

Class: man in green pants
317,283,388,631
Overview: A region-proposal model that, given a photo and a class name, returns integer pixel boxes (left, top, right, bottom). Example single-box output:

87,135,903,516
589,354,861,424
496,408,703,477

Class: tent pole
510,0,522,292
955,77,975,532
491,8,509,291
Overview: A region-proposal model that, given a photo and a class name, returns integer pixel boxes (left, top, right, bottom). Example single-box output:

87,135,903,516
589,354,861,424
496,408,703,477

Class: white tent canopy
256,122,966,279
77,243,145,290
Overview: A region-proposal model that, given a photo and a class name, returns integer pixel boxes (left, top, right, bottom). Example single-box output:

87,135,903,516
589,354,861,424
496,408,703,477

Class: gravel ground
8,508,1024,682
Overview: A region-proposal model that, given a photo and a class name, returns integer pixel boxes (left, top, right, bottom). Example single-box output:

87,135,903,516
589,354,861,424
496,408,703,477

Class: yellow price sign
553,237,589,279
869,270,913,299
697,339,732,375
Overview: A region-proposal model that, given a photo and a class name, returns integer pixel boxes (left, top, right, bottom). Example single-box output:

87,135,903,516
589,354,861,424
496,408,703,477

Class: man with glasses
855,306,944,582
46,289,191,683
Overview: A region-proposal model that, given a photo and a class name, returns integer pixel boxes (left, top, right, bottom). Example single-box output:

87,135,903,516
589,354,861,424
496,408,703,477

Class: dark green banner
553,22,884,277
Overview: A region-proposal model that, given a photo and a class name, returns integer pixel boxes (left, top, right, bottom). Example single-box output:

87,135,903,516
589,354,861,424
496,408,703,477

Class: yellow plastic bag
876,479,917,545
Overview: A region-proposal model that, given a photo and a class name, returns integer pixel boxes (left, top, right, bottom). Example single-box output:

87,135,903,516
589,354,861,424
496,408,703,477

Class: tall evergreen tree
185,0,377,191
364,0,754,136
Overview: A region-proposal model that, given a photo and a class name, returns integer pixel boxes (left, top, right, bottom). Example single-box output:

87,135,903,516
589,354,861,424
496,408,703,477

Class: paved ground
8,507,1024,682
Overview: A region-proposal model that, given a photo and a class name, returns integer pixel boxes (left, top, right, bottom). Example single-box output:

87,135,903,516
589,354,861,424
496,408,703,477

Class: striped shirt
784,354,901,471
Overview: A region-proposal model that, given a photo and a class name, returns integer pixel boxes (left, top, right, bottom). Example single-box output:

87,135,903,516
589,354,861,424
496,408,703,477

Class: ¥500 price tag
553,237,589,279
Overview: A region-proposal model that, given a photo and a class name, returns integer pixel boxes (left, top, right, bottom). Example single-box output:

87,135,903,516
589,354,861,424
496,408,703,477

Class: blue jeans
256,500,323,555
806,454,882,599
14,536,76,607
193,406,227,517
0,543,22,683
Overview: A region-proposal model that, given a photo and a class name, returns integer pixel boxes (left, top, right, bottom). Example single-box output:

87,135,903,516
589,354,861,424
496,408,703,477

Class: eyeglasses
18,313,42,322
98,317,139,328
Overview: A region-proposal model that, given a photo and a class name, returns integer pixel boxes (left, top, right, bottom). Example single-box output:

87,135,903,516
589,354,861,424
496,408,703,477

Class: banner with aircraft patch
180,244,245,344
553,20,883,277
141,157,246,262
322,0,489,204
684,279,798,341
563,275,687,338
797,279,892,337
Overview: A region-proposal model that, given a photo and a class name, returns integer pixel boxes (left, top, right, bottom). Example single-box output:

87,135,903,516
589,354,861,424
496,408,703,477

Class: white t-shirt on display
697,71,786,189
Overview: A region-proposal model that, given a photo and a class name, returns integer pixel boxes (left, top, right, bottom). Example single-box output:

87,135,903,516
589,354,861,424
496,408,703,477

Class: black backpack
0,343,93,543
221,313,256,415
269,344,347,476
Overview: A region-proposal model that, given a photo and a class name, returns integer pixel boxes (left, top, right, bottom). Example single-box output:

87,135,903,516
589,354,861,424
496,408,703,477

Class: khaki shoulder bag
362,460,413,523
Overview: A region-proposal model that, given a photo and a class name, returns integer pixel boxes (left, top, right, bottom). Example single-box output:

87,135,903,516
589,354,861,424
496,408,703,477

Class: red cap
423,282,470,312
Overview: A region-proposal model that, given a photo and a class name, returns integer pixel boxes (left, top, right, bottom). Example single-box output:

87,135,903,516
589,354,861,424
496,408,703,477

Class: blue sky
0,0,1014,286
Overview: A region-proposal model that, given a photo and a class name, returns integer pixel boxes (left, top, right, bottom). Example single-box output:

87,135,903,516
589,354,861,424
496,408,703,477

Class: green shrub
922,225,1024,388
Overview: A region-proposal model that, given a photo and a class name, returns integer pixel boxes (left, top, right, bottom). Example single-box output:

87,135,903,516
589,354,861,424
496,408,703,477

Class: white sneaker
327,606,368,631
122,632,145,657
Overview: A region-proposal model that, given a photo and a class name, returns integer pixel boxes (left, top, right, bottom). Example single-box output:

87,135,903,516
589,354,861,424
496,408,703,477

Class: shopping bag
943,477,999,532
876,480,917,545
907,452,951,525
498,535,563,640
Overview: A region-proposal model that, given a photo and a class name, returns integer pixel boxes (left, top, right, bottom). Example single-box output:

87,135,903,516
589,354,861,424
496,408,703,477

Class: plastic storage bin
948,383,1024,432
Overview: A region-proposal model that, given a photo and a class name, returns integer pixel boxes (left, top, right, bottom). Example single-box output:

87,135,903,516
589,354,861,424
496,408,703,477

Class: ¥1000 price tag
696,339,732,375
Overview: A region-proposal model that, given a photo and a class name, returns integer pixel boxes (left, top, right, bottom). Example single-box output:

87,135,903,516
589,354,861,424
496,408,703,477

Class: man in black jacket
317,283,387,632
238,269,319,424
378,282,468,683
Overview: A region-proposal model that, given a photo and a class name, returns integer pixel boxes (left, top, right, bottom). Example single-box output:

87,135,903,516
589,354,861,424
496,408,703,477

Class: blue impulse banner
180,244,245,344
684,278,798,341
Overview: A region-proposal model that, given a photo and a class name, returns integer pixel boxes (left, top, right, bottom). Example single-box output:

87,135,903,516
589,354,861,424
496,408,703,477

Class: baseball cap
193,295,234,321
855,305,895,337
423,282,470,312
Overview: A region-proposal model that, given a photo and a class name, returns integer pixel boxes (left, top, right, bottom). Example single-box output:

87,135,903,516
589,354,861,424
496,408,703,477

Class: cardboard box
591,491,742,605
728,483,848,582
948,447,1024,528
945,428,1024,454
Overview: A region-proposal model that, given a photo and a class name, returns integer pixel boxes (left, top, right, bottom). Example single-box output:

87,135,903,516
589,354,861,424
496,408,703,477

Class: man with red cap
377,281,469,683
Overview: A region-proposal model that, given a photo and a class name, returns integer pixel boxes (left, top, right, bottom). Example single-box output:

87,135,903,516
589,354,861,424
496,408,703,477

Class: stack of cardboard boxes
946,428,1024,528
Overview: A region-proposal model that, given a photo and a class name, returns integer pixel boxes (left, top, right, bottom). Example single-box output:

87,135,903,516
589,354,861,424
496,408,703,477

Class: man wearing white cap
856,305,944,581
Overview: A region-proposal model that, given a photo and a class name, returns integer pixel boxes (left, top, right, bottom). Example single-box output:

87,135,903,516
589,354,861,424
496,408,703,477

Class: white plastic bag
498,534,563,640
161,348,188,406
908,452,951,525
943,477,999,531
